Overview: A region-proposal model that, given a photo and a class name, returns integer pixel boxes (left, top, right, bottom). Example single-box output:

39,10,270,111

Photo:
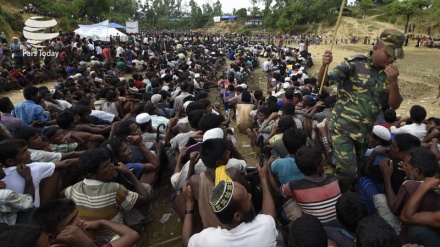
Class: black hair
14,125,39,141
288,214,327,247
105,90,118,102
214,194,239,225
144,104,156,115
254,90,263,100
23,86,39,100
95,88,110,100
296,145,323,176
394,133,421,152
188,109,204,130
198,99,211,109
258,107,271,117
56,110,76,129
324,95,337,108
355,215,400,247
409,105,426,123
77,148,111,176
77,98,91,107
303,97,316,107
383,109,397,123
267,96,278,104
195,92,208,101
132,102,147,116
30,199,77,233
408,147,438,178
241,90,251,103
102,136,127,158
180,81,190,91
185,102,202,115
427,117,440,126
199,113,224,132
267,102,280,113
0,139,27,164
0,224,45,247
114,120,137,136
200,138,226,169
73,105,92,118
282,128,307,154
336,192,368,232
278,116,295,133
0,97,12,112
282,102,296,116
42,126,60,140
285,90,294,100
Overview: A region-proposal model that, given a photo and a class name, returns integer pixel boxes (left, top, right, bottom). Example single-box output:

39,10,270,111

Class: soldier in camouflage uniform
318,29,405,192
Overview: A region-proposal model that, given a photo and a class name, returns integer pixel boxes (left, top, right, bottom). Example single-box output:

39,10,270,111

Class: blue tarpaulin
109,22,126,28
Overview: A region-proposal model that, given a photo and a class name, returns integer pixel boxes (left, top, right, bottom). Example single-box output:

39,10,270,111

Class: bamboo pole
319,0,347,96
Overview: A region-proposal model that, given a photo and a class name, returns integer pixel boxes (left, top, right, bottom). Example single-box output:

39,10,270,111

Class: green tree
235,8,248,20
213,0,222,15
202,3,213,15
358,0,373,20
389,0,419,33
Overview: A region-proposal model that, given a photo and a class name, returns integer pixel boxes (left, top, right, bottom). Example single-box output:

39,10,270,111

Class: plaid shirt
0,189,33,225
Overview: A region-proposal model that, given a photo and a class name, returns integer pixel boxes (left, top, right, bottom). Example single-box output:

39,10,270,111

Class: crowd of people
0,27,438,247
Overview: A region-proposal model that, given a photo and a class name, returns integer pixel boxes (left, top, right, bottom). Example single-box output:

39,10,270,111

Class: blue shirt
10,43,22,57
12,100,48,126
271,157,304,185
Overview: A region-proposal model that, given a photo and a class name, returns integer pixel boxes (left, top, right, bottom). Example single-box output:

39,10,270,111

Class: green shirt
328,52,389,143
116,61,126,70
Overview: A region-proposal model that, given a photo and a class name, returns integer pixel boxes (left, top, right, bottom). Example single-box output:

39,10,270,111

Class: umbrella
109,22,126,29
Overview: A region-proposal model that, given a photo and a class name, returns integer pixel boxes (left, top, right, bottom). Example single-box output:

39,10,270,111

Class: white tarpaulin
126,21,139,33
74,27,127,42
213,16,221,22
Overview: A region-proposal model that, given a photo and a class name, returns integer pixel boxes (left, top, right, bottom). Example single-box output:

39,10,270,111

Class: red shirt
133,80,144,89
10,70,24,79
102,48,111,59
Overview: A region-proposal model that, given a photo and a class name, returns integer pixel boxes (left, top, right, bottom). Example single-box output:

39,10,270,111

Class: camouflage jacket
328,52,389,143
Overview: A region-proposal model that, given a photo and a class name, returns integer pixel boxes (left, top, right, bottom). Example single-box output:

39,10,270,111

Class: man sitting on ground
30,199,140,247
182,164,281,247
63,148,151,244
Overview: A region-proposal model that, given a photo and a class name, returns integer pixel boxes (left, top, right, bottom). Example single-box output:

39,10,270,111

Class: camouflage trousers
331,129,368,192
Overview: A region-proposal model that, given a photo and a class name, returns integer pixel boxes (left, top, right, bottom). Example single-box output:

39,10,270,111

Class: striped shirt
0,189,34,225
65,179,138,244
282,174,341,224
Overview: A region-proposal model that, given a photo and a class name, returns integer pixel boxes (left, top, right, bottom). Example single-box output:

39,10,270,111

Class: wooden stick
319,0,347,96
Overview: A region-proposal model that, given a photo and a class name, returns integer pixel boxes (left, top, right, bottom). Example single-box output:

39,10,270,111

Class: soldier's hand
385,64,399,84
322,50,333,66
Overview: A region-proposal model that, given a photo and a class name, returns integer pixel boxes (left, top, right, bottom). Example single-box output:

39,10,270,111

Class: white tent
74,27,127,42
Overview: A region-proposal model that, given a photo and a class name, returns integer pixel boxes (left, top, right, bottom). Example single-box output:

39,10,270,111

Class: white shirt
95,46,102,55
189,214,277,247
2,162,55,206
116,46,124,57
262,60,271,72
299,43,305,52
150,115,169,129
91,110,115,123
390,123,427,141
29,149,62,163
171,158,247,190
